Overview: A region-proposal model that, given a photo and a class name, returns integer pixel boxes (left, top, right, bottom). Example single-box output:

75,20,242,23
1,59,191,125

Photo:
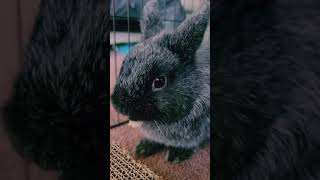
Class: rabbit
213,0,320,179
2,0,108,179
111,0,210,163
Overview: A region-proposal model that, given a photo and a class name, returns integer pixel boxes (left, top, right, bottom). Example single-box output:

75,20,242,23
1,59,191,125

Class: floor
109,49,210,180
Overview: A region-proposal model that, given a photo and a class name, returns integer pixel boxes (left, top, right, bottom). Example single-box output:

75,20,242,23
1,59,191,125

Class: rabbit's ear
161,2,209,62
140,0,164,40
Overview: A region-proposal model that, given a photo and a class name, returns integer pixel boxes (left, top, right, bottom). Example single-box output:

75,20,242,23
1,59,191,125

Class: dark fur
213,0,320,179
2,0,108,179
111,0,210,163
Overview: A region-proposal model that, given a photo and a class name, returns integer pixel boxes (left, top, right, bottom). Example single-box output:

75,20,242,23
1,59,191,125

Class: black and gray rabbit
3,0,107,180
111,0,210,163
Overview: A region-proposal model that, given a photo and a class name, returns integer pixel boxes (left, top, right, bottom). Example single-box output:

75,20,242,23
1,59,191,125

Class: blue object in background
115,43,137,55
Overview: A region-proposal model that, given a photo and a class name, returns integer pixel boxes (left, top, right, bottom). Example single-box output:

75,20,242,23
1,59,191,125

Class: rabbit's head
111,0,209,123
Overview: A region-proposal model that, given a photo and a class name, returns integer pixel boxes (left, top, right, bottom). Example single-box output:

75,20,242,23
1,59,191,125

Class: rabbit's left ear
160,2,209,62
141,0,164,40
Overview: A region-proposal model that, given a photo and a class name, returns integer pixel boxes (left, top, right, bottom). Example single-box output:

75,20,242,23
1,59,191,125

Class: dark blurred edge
0,0,111,180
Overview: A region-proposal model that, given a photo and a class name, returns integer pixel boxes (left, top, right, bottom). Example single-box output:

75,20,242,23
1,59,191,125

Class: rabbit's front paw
165,147,194,164
135,139,165,158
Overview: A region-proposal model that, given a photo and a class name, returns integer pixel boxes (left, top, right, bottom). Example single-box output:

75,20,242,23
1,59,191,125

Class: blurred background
0,0,58,179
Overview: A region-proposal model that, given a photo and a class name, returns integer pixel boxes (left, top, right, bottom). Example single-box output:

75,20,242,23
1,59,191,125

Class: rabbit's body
112,1,210,162
142,25,210,149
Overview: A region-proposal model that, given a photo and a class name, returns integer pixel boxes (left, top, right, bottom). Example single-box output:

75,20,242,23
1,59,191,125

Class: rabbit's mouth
128,115,148,121
128,113,155,121
128,115,141,121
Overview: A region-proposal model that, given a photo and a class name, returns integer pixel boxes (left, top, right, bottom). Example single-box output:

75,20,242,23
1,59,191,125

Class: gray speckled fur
112,0,210,149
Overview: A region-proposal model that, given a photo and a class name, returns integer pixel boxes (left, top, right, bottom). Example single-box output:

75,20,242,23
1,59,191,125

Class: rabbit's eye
152,76,166,91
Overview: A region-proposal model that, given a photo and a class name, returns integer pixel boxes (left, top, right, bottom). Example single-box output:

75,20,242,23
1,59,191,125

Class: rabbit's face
111,40,193,122
111,0,209,122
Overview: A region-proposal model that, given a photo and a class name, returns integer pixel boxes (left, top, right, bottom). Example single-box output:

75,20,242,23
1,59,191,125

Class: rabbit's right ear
140,0,164,40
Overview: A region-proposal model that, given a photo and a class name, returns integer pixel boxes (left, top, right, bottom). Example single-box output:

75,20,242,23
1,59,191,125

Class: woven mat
110,144,163,180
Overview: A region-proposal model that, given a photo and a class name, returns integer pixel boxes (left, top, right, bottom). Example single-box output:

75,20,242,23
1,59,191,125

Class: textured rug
110,144,163,180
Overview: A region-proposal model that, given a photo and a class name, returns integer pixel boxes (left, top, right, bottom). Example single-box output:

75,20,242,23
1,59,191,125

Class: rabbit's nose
110,90,123,109
110,92,117,105
111,89,137,113
111,87,126,104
